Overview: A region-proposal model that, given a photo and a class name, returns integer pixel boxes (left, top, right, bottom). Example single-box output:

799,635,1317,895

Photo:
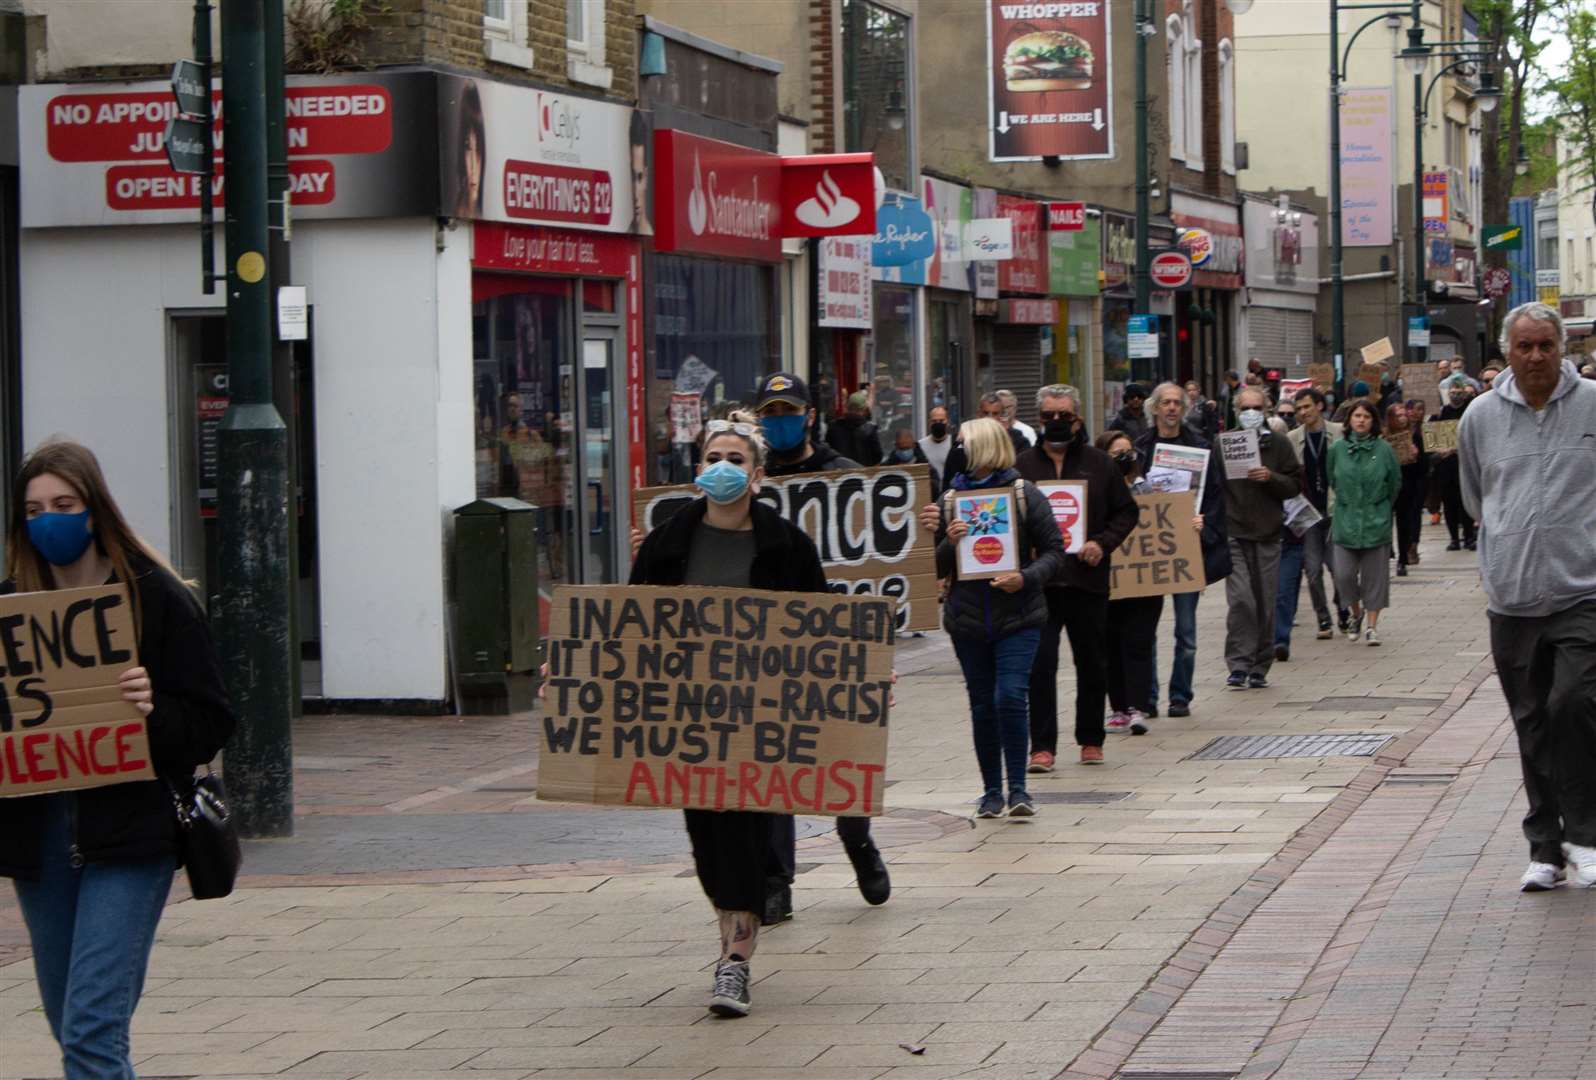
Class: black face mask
1113,451,1138,475
929,421,948,439
1043,417,1077,446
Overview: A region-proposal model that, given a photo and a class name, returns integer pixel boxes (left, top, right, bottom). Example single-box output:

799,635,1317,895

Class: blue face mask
760,413,807,452
27,510,94,567
695,460,752,505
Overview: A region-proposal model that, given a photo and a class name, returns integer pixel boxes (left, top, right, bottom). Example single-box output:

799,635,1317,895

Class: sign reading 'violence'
633,465,937,631
536,586,893,816
0,585,153,798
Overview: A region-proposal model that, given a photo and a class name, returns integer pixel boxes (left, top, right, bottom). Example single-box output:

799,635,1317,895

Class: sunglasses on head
704,420,759,438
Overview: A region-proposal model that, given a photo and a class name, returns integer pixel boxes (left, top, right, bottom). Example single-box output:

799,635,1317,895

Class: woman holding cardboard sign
0,440,235,1078
928,418,1064,819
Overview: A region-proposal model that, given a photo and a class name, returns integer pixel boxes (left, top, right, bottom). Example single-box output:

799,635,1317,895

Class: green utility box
452,497,539,713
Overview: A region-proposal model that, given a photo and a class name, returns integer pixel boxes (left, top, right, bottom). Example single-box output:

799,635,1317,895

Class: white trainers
1105,711,1131,734
1562,842,1596,888
1520,861,1567,892
1365,628,1381,647
1128,709,1151,736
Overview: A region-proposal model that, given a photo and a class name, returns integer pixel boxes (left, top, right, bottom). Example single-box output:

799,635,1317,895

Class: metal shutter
991,325,1044,425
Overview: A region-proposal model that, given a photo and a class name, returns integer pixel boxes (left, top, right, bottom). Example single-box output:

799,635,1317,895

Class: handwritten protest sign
1400,363,1440,411
1037,481,1087,554
1360,337,1395,366
634,464,937,631
1422,419,1459,452
1355,361,1388,393
1308,362,1335,392
1109,492,1205,600
1218,429,1261,480
536,585,892,817
0,585,152,798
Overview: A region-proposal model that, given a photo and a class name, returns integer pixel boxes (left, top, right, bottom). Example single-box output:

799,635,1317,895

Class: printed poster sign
1339,87,1394,247
1422,419,1459,453
817,235,873,329
1038,481,1087,554
996,195,1046,294
1108,492,1205,600
633,465,937,632
1218,429,1261,480
987,0,1113,162
537,585,892,817
0,586,153,797
924,174,976,292
1146,444,1209,507
953,489,1020,581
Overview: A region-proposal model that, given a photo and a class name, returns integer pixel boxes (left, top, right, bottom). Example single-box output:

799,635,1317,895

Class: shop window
566,0,613,90
842,0,912,192
483,0,532,69
871,285,918,459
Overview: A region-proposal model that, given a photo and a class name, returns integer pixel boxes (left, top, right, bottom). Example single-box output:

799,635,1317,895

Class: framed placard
1037,481,1087,554
952,489,1020,580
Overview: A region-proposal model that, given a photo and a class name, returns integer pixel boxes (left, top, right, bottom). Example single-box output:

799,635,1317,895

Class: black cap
754,372,810,410
1124,383,1148,400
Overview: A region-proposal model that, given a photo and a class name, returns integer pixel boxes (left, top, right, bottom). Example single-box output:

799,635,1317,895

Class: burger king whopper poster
987,1,1113,162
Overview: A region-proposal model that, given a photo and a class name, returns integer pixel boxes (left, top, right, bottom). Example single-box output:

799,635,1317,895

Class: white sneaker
1105,711,1131,734
1365,628,1381,647
1520,861,1567,892
1129,709,1151,736
1562,842,1596,888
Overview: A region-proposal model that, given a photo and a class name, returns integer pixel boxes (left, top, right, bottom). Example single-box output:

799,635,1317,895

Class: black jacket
1134,426,1233,585
934,469,1066,641
1107,409,1149,443
1014,442,1140,595
630,497,829,594
0,559,236,880
765,442,859,478
824,417,883,467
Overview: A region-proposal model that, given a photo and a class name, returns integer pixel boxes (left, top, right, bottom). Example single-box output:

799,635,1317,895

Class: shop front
1241,195,1319,378
922,174,976,426
1172,192,1244,394
1099,209,1137,416
867,190,936,452
990,195,1049,427
1046,209,1103,433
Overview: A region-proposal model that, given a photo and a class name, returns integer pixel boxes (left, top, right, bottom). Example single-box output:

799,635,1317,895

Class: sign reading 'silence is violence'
0,585,153,797
536,585,894,817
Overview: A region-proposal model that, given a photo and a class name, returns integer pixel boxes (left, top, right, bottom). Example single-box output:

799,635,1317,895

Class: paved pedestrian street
2,534,1592,1079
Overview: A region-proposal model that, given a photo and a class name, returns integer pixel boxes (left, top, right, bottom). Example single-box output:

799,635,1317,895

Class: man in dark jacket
824,391,883,466
1136,383,1232,717
1221,386,1302,689
747,373,886,922
1107,383,1150,443
1016,385,1139,767
1430,385,1475,550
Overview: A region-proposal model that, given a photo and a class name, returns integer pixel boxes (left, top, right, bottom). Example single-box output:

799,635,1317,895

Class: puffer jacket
1326,433,1401,550
934,468,1065,641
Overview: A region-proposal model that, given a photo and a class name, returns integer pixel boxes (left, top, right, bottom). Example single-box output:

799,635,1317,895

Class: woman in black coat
1,440,234,1077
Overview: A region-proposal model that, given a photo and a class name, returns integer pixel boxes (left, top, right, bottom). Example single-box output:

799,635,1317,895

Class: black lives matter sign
536,585,894,817
0,585,153,797
1108,492,1206,600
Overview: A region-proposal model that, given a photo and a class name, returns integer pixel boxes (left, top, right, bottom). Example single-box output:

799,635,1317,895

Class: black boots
846,838,891,906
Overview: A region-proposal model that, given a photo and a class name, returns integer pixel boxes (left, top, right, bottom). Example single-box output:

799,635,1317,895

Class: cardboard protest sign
1146,444,1209,506
1422,419,1459,452
1308,362,1336,392
1360,337,1395,366
634,464,937,631
1355,361,1388,392
952,489,1020,580
536,585,892,817
1400,363,1440,411
1037,481,1087,554
1218,429,1262,480
1109,492,1205,599
0,585,153,798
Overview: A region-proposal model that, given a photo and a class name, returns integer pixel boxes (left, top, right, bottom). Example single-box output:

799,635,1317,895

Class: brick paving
1,531,1590,1079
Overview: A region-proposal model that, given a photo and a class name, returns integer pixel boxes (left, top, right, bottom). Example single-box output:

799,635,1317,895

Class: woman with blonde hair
1,439,235,1077
923,418,1064,819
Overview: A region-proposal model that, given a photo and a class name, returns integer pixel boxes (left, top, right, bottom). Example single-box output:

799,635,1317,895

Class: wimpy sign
0,585,154,798
537,586,893,817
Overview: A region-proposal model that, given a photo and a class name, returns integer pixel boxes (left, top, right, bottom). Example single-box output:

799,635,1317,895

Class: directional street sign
164,116,211,174
170,59,209,118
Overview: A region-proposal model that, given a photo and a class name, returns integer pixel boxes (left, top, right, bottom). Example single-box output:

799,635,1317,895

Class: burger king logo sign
1178,227,1214,268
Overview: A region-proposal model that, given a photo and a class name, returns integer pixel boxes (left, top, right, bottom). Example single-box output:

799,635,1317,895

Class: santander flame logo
687,151,708,236
794,169,861,230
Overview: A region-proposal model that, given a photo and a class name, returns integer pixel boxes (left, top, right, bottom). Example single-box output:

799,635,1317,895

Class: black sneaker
1465,538,1477,551
1396,564,1408,576
1275,644,1290,662
976,793,1006,819
1145,705,1159,719
709,959,751,1017
1007,793,1037,817
1446,540,1462,551
1226,671,1248,690
1247,672,1269,690
1168,702,1191,718
845,839,891,906
762,885,792,927
1337,610,1351,633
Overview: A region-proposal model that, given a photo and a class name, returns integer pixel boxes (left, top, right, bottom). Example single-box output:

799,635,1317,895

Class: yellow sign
236,251,266,283
1539,286,1561,306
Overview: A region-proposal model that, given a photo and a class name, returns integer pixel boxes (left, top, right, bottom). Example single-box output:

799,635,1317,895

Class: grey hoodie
1458,359,1596,617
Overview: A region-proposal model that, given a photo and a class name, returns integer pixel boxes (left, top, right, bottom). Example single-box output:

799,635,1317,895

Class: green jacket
1326,434,1400,550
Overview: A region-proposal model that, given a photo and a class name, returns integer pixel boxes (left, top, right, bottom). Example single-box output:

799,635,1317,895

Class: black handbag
168,770,242,900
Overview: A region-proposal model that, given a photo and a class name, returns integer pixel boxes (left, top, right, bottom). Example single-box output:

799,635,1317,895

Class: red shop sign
996,196,1045,294
104,159,337,210
778,152,876,238
1047,201,1086,231
1149,250,1193,289
502,159,616,227
653,129,781,261
1000,298,1059,324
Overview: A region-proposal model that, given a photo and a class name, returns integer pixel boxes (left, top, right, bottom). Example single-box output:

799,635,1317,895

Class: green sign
1482,225,1523,251
1048,216,1101,297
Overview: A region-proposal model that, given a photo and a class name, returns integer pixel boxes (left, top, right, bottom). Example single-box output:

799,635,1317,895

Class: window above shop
566,0,613,90
841,0,913,192
483,0,533,70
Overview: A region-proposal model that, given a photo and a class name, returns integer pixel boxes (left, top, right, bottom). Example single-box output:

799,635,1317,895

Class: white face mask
1238,409,1266,430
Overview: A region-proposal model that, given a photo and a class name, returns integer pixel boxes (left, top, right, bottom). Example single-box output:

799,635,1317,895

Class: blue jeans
1150,591,1201,709
953,628,1041,799
1275,541,1305,648
13,794,174,1079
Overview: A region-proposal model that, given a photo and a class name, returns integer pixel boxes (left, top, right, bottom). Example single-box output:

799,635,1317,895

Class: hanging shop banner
1048,213,1101,296
973,188,1001,299
872,192,936,269
1108,492,1204,600
632,464,938,632
817,235,874,329
537,585,892,817
652,129,781,260
1422,171,1448,234
779,153,876,238
1338,87,1394,247
1048,201,1086,231
962,217,1014,261
923,174,976,292
21,72,439,227
996,196,1046,294
986,0,1113,162
0,586,153,797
